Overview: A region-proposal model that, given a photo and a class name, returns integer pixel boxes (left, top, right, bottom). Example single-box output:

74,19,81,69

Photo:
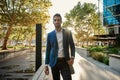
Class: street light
98,0,100,35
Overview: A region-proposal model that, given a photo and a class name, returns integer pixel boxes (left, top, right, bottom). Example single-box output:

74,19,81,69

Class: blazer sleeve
45,34,51,64
69,31,75,57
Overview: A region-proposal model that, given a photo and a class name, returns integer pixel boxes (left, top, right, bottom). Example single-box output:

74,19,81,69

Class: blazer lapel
53,30,58,49
62,29,66,48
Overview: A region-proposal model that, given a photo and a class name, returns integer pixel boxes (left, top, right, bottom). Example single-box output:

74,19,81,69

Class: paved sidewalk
33,51,120,80
71,52,120,80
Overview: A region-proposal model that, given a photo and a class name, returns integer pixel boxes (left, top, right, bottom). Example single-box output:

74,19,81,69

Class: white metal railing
32,65,53,80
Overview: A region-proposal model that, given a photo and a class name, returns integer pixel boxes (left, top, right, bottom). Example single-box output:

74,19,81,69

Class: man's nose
55,20,59,23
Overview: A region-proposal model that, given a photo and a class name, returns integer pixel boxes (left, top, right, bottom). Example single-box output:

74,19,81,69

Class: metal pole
35,24,42,71
97,0,100,45
98,0,100,35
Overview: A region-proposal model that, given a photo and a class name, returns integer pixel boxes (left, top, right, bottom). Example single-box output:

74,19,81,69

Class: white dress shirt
55,29,65,58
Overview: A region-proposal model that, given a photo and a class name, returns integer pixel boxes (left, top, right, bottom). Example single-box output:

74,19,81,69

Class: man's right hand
44,66,49,75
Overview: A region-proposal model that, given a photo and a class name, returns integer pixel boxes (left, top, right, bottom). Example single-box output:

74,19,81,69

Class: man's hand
67,58,74,65
44,66,49,75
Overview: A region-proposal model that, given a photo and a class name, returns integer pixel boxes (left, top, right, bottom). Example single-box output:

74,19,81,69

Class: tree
0,0,52,50
63,2,104,46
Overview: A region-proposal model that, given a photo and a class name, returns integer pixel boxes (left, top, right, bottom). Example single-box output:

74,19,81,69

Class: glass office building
94,0,120,46
103,0,120,26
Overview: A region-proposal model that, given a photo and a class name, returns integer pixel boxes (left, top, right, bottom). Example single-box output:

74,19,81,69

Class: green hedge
86,45,120,65
86,46,107,52
91,52,109,65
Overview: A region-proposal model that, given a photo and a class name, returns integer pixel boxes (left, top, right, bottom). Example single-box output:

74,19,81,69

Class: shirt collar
55,28,63,33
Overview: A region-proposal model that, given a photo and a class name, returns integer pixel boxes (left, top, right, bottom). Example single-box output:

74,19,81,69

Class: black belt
57,57,66,61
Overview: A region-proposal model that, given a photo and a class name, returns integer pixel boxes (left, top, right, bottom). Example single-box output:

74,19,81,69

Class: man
45,13,75,80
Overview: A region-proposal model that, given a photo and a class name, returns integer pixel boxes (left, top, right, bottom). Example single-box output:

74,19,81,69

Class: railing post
36,24,42,71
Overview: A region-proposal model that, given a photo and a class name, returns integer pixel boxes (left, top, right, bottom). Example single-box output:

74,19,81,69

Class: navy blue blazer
45,29,75,67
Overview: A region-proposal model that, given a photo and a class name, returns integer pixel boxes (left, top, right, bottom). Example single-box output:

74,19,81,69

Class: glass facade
103,0,120,26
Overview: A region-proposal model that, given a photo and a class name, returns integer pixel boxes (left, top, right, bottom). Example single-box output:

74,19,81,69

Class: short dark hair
53,13,62,20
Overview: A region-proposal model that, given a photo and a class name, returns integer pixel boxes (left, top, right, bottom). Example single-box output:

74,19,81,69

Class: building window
109,28,114,35
118,27,120,34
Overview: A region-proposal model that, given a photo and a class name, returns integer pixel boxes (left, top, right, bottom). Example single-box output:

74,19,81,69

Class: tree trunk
2,26,12,50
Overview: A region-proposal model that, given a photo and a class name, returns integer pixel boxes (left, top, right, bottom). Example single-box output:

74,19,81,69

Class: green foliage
63,2,105,46
0,0,52,49
87,45,120,55
86,45,107,53
7,45,14,48
0,0,52,25
86,45,120,65
91,52,109,65
107,48,119,54
103,57,109,65
116,36,120,47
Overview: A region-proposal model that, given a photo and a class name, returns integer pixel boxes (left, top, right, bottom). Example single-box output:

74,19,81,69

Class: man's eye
54,19,60,21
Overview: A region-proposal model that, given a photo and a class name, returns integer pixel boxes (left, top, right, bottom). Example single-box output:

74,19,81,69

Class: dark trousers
51,58,72,80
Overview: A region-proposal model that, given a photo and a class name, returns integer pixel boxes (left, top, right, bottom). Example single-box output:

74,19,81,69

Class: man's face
53,16,62,28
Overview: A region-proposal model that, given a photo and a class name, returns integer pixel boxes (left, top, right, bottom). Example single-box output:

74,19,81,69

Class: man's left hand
67,58,74,65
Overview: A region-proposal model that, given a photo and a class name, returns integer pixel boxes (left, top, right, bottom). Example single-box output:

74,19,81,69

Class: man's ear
61,20,62,24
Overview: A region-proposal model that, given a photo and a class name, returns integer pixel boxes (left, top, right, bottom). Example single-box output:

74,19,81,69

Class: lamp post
36,24,42,71
98,0,100,35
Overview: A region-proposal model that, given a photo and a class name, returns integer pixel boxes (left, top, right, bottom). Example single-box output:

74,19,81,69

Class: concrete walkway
33,50,120,80
71,52,120,80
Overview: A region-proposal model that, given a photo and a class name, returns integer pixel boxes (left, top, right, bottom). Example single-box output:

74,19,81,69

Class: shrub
116,36,120,47
86,46,120,65
107,48,118,54
103,57,109,65
91,52,107,63
87,46,106,53
7,45,14,48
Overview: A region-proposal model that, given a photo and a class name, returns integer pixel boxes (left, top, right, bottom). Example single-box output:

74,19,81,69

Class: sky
46,0,103,33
